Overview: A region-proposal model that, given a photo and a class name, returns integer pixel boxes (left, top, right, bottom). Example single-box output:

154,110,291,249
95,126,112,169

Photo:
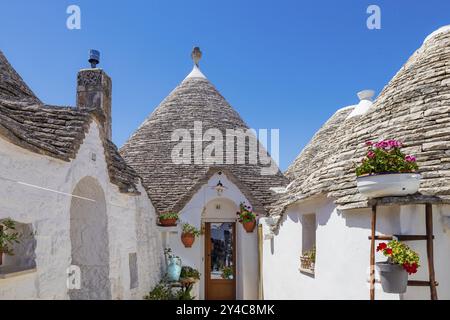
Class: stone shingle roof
269,27,450,228
0,50,140,194
120,74,288,214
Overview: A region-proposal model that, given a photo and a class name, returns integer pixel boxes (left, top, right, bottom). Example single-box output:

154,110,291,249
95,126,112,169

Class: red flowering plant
236,202,257,223
377,240,420,274
356,140,419,177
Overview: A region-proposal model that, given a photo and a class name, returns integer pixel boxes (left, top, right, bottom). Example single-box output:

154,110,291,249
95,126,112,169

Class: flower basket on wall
158,212,179,227
300,256,315,273
236,203,257,233
180,223,200,248
299,247,315,274
356,140,421,198
376,241,420,294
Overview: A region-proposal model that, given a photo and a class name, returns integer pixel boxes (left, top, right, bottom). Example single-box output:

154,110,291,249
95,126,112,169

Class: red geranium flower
376,243,387,252
385,248,393,255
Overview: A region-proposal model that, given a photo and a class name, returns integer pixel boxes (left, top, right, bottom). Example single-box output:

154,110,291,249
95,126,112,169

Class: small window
299,214,316,276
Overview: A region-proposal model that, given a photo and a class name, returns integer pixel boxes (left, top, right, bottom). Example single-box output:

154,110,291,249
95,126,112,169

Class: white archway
69,176,111,300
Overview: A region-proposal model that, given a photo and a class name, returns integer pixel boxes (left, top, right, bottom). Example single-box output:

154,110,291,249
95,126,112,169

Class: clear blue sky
0,1,449,170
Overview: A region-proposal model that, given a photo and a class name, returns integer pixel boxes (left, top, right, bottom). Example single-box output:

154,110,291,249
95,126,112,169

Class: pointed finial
191,47,202,66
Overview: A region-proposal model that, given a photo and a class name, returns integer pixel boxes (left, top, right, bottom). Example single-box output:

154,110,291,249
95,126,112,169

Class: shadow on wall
342,206,401,236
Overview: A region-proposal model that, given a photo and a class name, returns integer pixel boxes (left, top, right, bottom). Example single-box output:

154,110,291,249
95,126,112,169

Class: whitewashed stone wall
163,173,259,300
262,196,450,299
0,121,163,299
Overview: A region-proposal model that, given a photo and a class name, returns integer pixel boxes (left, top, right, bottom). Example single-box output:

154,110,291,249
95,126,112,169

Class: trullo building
261,25,450,300
0,50,164,299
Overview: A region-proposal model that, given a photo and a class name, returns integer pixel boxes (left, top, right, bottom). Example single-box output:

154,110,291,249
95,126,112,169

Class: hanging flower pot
180,223,200,248
376,262,408,293
158,212,179,227
242,220,256,233
356,140,421,198
237,202,258,233
376,241,420,294
181,233,195,248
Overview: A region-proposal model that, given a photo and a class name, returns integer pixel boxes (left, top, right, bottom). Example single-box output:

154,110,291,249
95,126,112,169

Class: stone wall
0,121,163,299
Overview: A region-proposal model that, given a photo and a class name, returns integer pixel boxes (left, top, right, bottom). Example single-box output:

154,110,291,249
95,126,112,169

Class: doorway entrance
204,222,236,300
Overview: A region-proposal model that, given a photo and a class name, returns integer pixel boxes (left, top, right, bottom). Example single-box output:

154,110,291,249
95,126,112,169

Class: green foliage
144,277,196,300
237,202,257,223
143,283,173,300
0,218,20,255
159,212,179,220
356,140,418,177
221,266,233,279
181,223,201,237
302,246,316,263
180,266,201,280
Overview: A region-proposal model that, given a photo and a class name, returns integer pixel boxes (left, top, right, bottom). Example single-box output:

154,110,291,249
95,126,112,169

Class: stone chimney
76,50,112,140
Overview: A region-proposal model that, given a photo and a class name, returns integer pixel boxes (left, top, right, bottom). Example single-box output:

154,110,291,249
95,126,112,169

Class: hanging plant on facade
355,140,421,198
180,223,201,248
376,240,420,294
236,202,257,233
158,212,179,227
0,218,20,266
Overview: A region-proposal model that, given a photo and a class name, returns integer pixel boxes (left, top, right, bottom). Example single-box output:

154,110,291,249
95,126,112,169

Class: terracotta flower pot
159,218,177,227
181,232,195,248
242,220,256,233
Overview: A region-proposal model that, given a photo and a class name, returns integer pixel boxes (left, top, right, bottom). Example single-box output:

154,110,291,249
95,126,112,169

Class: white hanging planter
356,173,421,198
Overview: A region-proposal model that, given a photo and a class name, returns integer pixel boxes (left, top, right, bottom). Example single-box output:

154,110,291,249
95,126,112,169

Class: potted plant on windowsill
236,203,258,233
180,223,201,248
0,218,20,266
300,246,316,274
376,240,420,294
356,140,421,198
158,212,179,227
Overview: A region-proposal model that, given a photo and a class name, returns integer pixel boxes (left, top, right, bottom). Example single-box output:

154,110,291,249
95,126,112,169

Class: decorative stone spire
185,46,206,80
191,47,202,66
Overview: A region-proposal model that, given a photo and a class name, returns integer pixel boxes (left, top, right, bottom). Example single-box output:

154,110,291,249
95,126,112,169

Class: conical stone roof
120,55,288,214
269,25,450,229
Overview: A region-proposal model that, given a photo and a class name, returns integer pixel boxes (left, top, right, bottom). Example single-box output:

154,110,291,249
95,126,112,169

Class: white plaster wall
260,196,441,300
0,121,163,299
163,173,259,300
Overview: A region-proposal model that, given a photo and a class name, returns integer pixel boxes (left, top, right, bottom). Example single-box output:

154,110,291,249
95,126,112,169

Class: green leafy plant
356,140,419,177
0,218,20,256
181,223,201,237
221,266,233,279
159,212,179,220
236,202,257,223
180,266,201,280
144,277,196,300
377,240,420,274
144,282,173,300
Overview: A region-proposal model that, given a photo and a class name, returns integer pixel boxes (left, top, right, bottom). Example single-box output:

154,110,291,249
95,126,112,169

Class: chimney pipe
346,89,375,119
76,50,112,140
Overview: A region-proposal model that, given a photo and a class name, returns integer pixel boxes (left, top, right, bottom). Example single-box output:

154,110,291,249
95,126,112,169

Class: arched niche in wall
69,176,111,300
202,197,239,220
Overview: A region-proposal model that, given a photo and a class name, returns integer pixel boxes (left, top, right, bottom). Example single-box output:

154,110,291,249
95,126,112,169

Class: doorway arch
69,176,111,300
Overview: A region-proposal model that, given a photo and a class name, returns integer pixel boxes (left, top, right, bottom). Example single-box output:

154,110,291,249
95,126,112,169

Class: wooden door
205,222,236,300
